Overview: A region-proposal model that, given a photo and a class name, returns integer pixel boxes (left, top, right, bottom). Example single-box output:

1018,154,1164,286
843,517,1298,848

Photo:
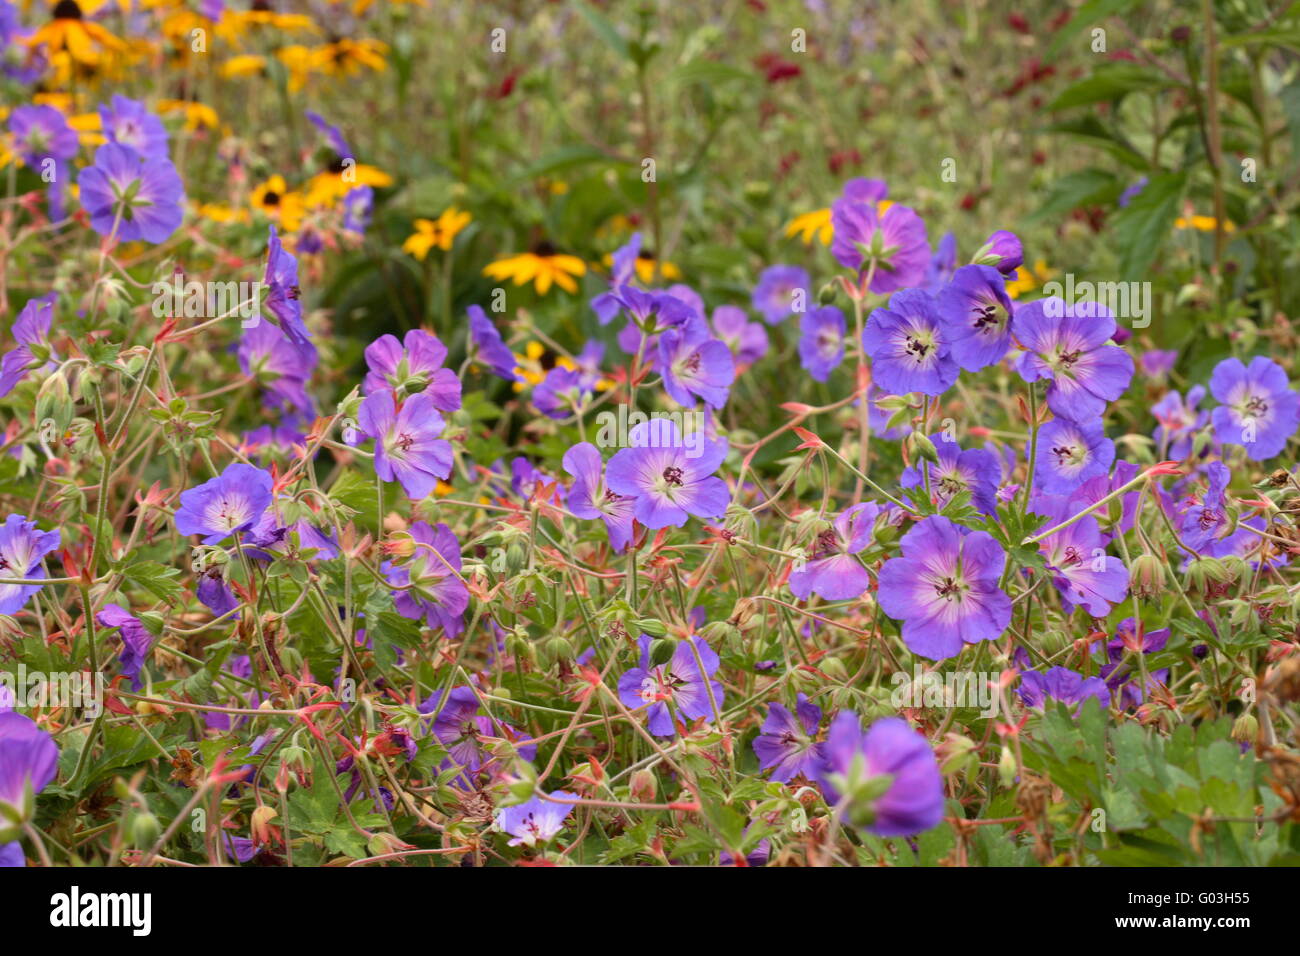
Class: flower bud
1231,714,1258,745
635,618,668,637
936,733,978,777
1128,553,1166,599
907,432,940,466
130,812,161,849
997,744,1018,788
630,769,657,804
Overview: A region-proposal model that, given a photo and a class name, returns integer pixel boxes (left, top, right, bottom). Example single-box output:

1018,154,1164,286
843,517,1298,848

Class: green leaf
121,560,184,606
1109,171,1185,281
1029,169,1121,221
1046,0,1142,56
1048,63,1174,110
571,0,629,61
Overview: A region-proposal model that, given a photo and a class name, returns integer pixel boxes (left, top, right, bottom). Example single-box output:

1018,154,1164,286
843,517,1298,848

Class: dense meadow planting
2,0,1300,873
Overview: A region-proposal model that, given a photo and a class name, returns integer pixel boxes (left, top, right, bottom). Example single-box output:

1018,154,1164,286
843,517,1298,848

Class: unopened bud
630,769,657,804
1128,553,1167,599
1231,713,1258,745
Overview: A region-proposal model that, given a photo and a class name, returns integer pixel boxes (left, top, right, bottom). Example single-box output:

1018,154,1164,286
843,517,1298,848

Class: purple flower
591,232,642,324
901,433,1001,516
788,502,878,601
384,521,467,637
1139,349,1178,380
754,694,825,782
497,791,576,847
817,713,944,837
223,834,260,863
0,514,61,616
0,711,58,830
562,441,636,551
710,305,768,367
533,366,588,419
98,95,169,160
358,390,454,499
830,192,930,294
238,320,317,416
1209,356,1299,461
305,109,351,156
246,503,338,563
924,232,957,290
1031,417,1115,495
1173,461,1266,562
7,105,77,168
1096,618,1169,710
605,419,729,529
751,265,810,325
617,635,724,737
467,305,518,381
418,685,537,781
197,566,239,618
1118,176,1148,208
1018,666,1110,711
658,319,735,409
1066,458,1141,536
876,516,1011,661
936,265,1014,372
0,293,58,398
77,143,184,244
362,329,461,412
96,604,154,690
973,230,1023,276
1030,494,1128,616
262,226,310,346
509,457,552,499
798,305,846,382
1014,298,1134,421
613,287,697,357
863,288,958,397
1152,386,1207,459
342,186,372,234
174,463,273,544
0,843,22,867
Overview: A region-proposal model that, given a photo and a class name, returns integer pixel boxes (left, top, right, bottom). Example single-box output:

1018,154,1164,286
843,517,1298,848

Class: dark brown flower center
662,466,684,486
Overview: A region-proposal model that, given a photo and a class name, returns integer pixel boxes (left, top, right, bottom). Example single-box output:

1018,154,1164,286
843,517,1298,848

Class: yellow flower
216,7,318,45
220,53,269,78
157,98,218,130
483,244,587,295
67,111,106,148
511,341,568,392
351,0,424,14
196,201,250,224
250,176,306,232
402,207,472,260
784,208,832,246
160,9,212,46
1005,259,1056,300
25,1,125,67
310,37,389,76
600,249,681,283
1175,215,1235,234
276,44,315,92
302,162,393,209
